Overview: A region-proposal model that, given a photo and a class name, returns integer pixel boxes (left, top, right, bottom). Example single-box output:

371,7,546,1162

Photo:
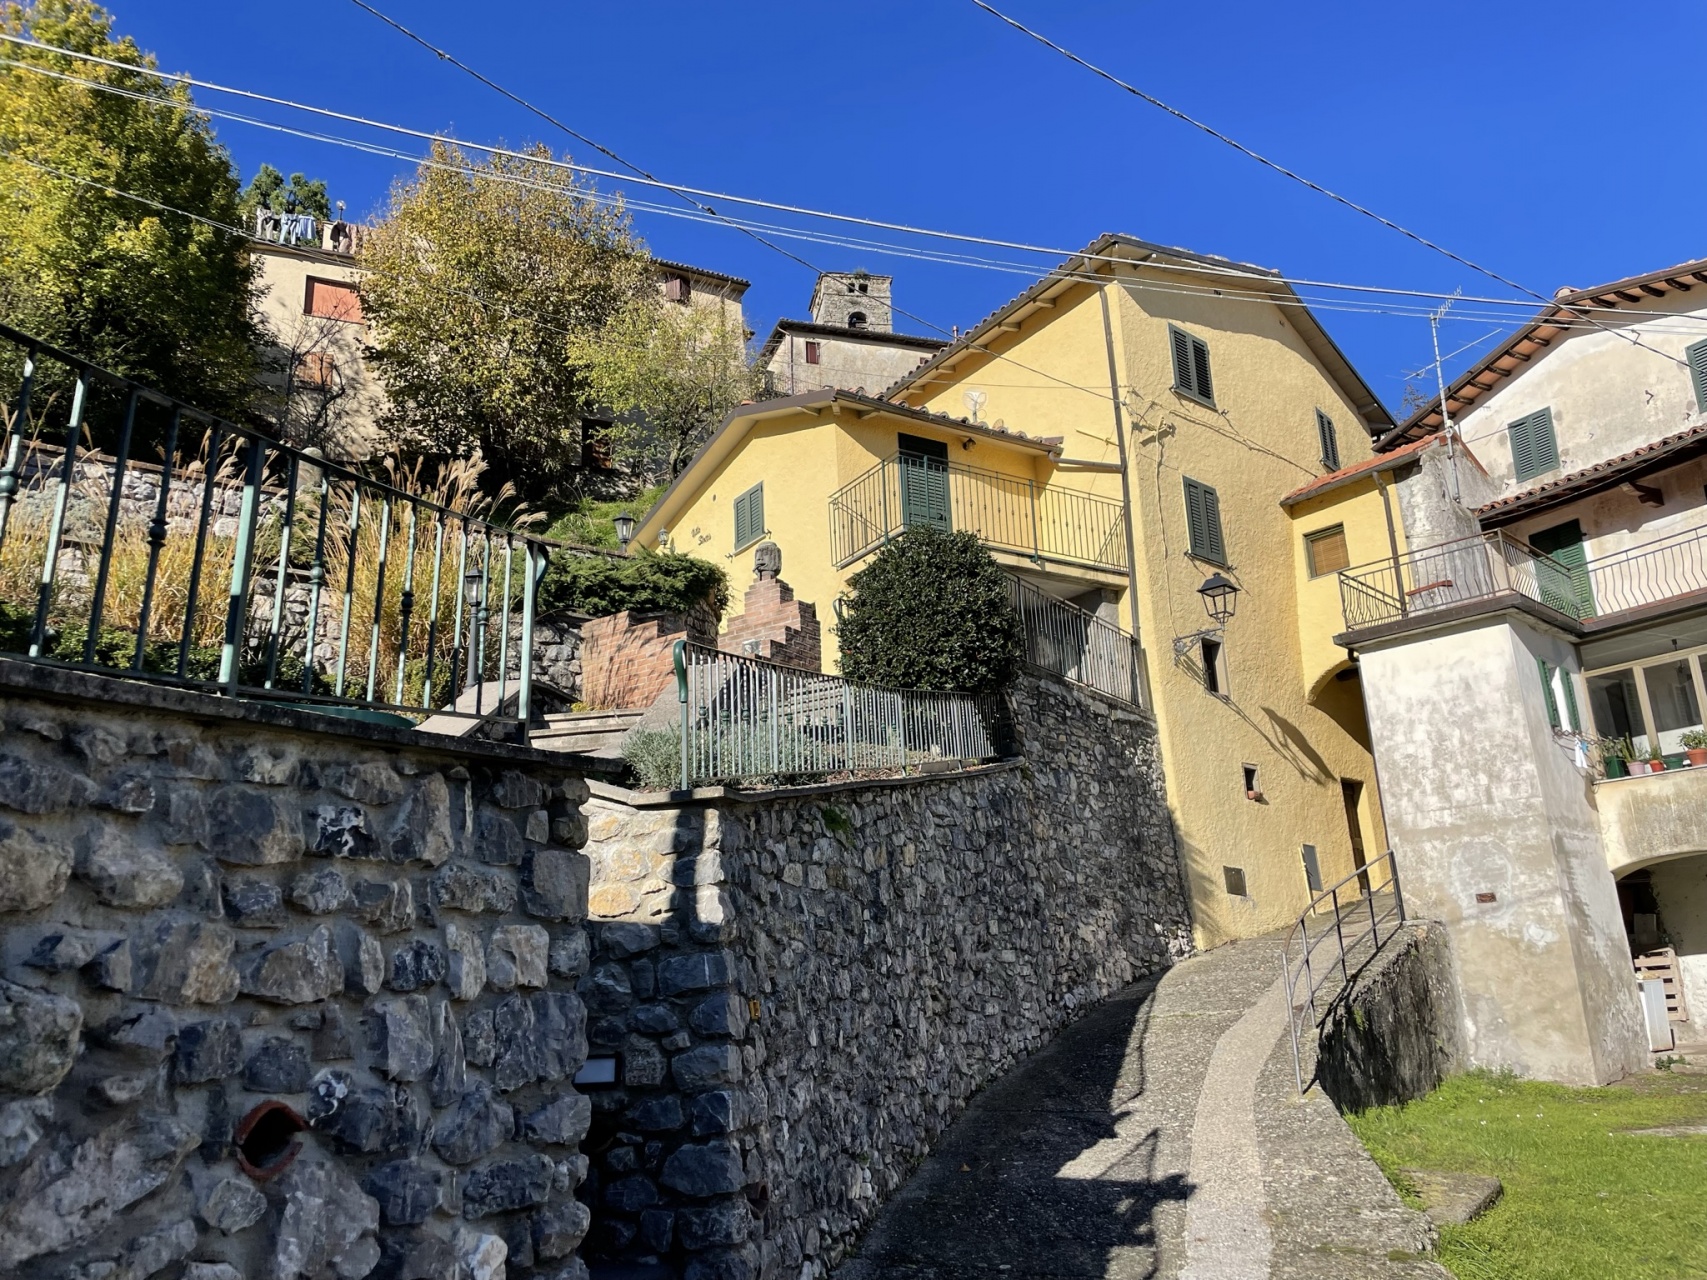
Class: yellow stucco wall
910,265,1390,947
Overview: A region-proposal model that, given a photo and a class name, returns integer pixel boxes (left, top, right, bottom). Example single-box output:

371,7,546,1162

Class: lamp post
613,512,636,552
463,567,484,691
1197,572,1240,624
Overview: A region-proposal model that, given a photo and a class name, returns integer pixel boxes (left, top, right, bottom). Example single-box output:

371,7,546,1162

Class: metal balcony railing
0,323,549,731
828,453,1128,572
1336,531,1587,631
1009,575,1145,710
671,641,1000,788
1338,522,1707,635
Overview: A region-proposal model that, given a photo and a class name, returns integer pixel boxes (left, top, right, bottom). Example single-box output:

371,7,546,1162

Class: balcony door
1529,519,1596,619
897,433,951,532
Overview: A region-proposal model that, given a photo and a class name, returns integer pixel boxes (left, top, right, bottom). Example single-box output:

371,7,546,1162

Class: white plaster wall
765,333,937,398
1393,439,1501,548
1360,615,1647,1083
1450,293,1707,498
1647,855,1707,1035
1503,456,1707,566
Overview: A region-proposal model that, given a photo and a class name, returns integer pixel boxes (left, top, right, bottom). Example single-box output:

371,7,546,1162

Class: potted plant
1648,743,1668,773
1602,736,1632,779
1683,729,1707,767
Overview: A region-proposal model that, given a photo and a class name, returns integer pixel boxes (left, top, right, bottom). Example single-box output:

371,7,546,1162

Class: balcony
1337,524,1707,637
828,453,1128,573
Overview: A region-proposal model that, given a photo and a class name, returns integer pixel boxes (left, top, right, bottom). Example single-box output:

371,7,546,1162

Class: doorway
1341,778,1370,894
897,433,951,532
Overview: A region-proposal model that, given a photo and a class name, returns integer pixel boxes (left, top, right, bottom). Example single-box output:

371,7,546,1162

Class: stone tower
808,271,894,333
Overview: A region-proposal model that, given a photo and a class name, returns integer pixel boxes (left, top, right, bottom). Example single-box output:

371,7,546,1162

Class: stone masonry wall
0,664,598,1280
573,670,1192,1279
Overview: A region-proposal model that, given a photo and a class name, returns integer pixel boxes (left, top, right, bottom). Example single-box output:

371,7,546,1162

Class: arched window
848,311,868,329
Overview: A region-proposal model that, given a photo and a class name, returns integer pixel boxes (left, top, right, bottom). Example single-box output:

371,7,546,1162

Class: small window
847,312,868,330
1301,844,1323,893
733,482,765,549
804,341,821,365
1316,409,1341,471
1305,525,1350,577
581,419,615,471
1169,325,1214,406
1242,764,1262,801
295,352,336,389
663,274,691,304
304,278,362,323
857,281,869,294
1200,637,1227,696
1182,477,1227,565
1508,407,1560,482
1223,866,1248,897
1688,339,1707,413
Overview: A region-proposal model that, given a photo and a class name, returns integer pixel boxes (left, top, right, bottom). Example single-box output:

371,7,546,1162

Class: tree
238,163,332,225
0,0,262,416
576,289,764,482
358,140,654,501
835,527,1022,696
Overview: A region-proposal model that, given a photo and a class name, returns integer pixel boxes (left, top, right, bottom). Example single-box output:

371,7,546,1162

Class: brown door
1342,779,1370,895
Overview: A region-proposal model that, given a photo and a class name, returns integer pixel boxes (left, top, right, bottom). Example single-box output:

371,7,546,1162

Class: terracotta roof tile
1475,422,1707,523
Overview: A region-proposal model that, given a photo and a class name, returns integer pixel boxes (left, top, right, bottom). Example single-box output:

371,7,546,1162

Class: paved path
836,935,1448,1280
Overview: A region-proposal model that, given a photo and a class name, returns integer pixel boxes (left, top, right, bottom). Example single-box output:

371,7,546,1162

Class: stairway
531,708,645,759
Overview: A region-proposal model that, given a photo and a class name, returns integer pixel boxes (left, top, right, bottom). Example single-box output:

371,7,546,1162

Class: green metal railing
0,322,549,730
827,452,1128,572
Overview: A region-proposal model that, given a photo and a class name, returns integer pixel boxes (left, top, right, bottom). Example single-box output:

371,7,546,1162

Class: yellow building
639,234,1399,946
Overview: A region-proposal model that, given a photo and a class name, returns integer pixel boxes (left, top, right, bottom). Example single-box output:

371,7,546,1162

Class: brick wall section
0,662,598,1280
717,575,821,672
579,603,719,711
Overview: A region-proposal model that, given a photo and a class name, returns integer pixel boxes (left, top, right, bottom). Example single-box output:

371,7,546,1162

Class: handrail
1008,575,1145,710
0,324,549,731
1280,849,1406,1094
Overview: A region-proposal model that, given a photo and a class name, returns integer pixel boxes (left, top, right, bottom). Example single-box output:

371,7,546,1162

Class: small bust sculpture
753,541,782,581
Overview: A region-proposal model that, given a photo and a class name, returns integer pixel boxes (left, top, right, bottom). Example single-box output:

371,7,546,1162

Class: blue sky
119,0,1707,417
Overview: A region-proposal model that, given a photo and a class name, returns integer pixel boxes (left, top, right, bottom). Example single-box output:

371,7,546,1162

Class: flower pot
1603,756,1629,779
1628,760,1650,775
1650,759,1668,773
1688,749,1707,766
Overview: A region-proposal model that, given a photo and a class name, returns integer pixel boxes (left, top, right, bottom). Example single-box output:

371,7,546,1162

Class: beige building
758,272,947,398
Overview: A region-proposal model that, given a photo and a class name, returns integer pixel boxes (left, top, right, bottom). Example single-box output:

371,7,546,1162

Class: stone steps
532,709,644,758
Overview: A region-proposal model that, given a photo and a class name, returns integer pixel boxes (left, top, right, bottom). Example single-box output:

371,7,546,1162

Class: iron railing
1009,575,1146,709
827,453,1128,572
1337,531,1585,631
672,640,999,788
0,323,548,730
1280,849,1406,1094
1585,523,1707,616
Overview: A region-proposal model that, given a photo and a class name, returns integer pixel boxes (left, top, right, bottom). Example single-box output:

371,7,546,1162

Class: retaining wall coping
588,758,1024,808
0,653,623,773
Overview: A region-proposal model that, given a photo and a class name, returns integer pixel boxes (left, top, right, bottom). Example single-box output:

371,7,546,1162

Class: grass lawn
1348,1067,1707,1280
543,486,666,551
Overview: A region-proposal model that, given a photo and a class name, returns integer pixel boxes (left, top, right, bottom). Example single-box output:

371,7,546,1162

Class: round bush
836,526,1021,696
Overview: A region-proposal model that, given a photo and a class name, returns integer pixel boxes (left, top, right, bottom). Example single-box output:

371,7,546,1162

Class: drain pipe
1098,274,1149,707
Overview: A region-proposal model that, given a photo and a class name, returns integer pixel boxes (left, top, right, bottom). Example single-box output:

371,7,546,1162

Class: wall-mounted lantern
1197,572,1240,624
612,512,636,551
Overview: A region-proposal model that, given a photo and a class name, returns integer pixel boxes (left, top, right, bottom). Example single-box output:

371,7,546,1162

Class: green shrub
543,486,667,550
836,526,1021,696
624,727,683,791
539,549,728,620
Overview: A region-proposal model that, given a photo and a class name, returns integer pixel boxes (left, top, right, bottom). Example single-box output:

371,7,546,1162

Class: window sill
1173,386,1217,411
730,530,771,556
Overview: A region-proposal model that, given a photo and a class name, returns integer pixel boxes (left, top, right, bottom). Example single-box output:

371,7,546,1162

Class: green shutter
734,483,763,547
1183,477,1226,565
1191,337,1213,404
1171,327,1193,395
1539,659,1561,729
1317,410,1340,471
1561,668,1580,732
1687,339,1707,413
1510,408,1558,482
1169,328,1213,404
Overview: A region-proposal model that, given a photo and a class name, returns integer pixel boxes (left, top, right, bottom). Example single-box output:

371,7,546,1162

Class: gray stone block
661,1140,746,1197
580,963,634,1015
368,995,435,1082
548,928,590,979
366,1156,444,1225
138,920,239,1004
429,863,516,915
388,938,447,993
532,1195,592,1260
209,786,303,865
222,876,286,926
521,849,589,921
487,924,549,991
289,866,352,914
0,978,81,1095
0,815,71,911
625,1094,685,1133
474,809,524,865
657,950,734,996
269,1158,380,1280
604,1173,660,1214
200,1174,267,1233
671,1044,743,1092
75,829,184,907
461,1153,555,1218
689,992,750,1039
432,1081,513,1166
521,1092,592,1147
173,1017,243,1084
0,752,96,814
240,924,343,1004
678,1201,752,1250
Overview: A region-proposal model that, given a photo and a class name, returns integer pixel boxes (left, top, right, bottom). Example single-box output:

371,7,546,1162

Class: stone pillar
717,543,821,672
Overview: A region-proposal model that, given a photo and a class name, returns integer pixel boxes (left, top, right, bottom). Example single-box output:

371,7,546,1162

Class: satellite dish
964,389,987,423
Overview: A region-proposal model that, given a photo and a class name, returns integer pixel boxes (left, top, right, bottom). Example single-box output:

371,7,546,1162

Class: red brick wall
719,577,821,672
580,606,717,709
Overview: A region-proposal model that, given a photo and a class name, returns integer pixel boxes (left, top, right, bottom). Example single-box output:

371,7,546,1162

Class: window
1200,637,1227,696
304,278,362,323
1182,477,1227,565
1587,655,1707,757
1588,667,1648,755
848,312,868,330
1688,338,1707,413
1169,325,1214,405
1305,525,1349,577
804,341,821,365
1223,865,1248,896
581,419,615,471
1316,409,1341,471
1646,658,1703,751
1508,407,1560,482
1242,764,1261,799
663,274,691,304
1537,658,1580,733
733,482,765,549
295,352,336,389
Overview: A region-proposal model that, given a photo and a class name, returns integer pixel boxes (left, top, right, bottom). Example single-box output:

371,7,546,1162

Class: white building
758,273,946,398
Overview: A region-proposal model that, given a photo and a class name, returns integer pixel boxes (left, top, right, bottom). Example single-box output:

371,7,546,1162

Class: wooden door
1342,778,1370,895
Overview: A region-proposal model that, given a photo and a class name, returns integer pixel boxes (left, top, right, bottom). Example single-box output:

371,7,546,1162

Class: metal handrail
1336,531,1584,631
827,452,1128,572
0,323,549,730
673,640,1000,788
1008,575,1145,710
1280,849,1407,1094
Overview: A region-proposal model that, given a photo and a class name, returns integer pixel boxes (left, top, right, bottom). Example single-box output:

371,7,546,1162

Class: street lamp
463,568,485,690
1197,572,1240,624
613,512,636,551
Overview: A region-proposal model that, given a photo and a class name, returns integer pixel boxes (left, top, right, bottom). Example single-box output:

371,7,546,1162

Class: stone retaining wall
575,671,1192,1279
0,663,597,1280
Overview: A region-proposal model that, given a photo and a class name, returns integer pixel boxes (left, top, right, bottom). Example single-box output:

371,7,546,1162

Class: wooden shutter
1687,339,1707,413
1510,408,1559,482
1539,659,1561,729
1171,328,1193,395
1316,410,1340,471
734,484,763,547
1191,337,1213,403
1560,668,1580,731
1306,526,1349,577
1184,477,1226,565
